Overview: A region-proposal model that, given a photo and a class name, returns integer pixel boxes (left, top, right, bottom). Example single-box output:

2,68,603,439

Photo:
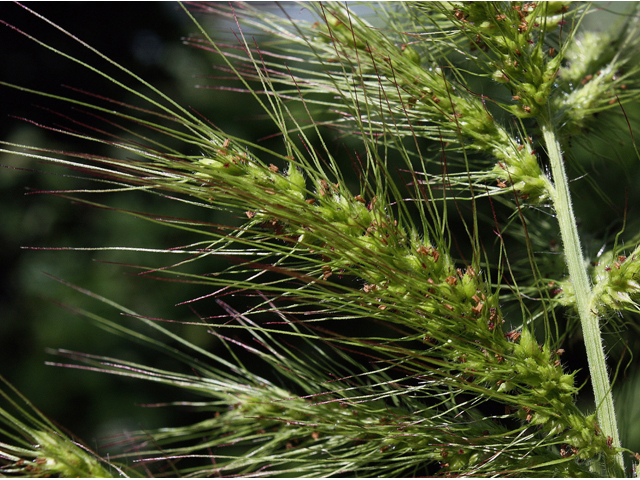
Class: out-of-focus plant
2,1,640,477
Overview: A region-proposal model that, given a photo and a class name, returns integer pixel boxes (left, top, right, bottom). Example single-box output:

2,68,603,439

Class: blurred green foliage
0,2,281,443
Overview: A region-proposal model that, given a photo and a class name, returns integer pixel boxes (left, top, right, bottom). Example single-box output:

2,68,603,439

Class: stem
541,117,624,476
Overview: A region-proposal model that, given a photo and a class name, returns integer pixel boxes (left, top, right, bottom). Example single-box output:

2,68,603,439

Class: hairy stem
541,117,624,476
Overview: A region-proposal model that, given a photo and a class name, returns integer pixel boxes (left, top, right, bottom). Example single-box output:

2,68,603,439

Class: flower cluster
439,2,571,117
193,129,613,469
0,376,115,478
557,243,640,314
552,7,640,135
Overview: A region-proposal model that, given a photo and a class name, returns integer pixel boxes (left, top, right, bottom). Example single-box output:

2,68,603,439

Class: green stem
541,117,624,476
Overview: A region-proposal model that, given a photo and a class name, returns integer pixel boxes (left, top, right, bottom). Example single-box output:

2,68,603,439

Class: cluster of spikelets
2,1,640,477
0,376,115,477
557,242,640,314
190,130,612,472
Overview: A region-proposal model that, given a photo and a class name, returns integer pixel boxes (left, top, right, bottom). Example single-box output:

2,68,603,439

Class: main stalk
541,117,624,476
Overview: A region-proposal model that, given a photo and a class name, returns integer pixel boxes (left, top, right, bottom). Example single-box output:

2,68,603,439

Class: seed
319,179,330,196
472,302,484,315
322,265,333,280
506,331,521,342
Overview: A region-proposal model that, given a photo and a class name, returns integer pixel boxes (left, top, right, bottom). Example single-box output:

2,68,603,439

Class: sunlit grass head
3,2,640,477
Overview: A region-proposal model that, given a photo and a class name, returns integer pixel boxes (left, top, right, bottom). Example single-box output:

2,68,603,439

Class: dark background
2,1,640,463
0,2,286,447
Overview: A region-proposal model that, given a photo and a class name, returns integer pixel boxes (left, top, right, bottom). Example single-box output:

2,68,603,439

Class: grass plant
2,1,640,477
